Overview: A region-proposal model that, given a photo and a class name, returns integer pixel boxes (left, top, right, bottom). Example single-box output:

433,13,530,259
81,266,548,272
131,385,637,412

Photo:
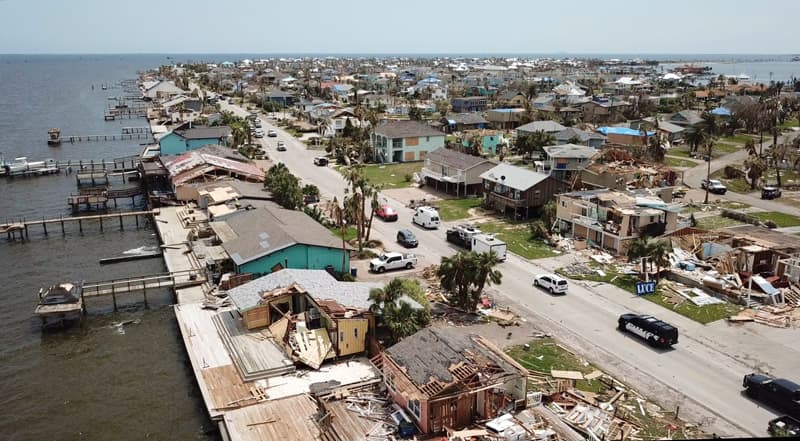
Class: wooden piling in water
42,217,47,236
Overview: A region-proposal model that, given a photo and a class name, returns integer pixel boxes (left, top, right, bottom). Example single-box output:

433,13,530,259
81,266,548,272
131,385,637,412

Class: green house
212,204,351,278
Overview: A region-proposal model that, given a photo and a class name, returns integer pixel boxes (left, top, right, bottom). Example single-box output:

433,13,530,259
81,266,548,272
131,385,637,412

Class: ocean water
0,55,216,441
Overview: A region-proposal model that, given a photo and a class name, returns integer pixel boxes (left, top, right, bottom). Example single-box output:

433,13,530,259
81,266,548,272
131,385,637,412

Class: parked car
762,186,782,200
375,204,398,221
396,229,418,248
313,156,329,166
618,313,678,348
768,415,800,437
533,274,568,294
253,129,265,138
700,179,727,195
369,252,417,273
267,129,277,137
276,141,286,151
743,373,800,419
254,120,262,128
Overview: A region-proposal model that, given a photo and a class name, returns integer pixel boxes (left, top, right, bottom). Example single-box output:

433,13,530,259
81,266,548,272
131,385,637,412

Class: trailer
446,224,482,250
471,233,507,261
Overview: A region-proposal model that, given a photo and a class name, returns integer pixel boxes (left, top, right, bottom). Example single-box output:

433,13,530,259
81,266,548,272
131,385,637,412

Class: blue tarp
597,127,655,136
711,107,732,116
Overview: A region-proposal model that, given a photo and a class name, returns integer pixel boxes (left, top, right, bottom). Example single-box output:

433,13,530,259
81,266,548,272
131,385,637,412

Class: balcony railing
421,168,465,184
488,192,526,207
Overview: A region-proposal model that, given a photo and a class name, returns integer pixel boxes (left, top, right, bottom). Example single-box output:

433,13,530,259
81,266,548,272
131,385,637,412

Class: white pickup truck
369,252,418,273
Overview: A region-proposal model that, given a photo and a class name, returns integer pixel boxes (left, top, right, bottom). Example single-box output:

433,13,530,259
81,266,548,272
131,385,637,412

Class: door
455,393,475,428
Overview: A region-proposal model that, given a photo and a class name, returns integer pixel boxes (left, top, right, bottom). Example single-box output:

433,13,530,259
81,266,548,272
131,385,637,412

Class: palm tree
744,156,767,189
699,112,719,205
382,301,421,342
368,278,405,314
627,236,651,269
438,251,474,311
649,240,671,279
472,251,503,297
684,128,706,155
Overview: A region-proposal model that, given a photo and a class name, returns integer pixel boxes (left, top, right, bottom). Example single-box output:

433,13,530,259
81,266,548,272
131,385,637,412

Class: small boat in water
47,127,61,146
34,282,84,330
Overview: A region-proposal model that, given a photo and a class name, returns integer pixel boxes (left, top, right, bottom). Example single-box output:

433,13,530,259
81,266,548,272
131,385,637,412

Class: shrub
404,173,413,182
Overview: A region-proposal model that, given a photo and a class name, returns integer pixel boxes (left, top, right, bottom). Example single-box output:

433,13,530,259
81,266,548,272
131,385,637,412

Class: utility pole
703,142,712,204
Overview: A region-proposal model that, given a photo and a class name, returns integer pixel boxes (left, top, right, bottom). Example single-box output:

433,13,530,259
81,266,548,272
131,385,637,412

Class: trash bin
350,267,357,277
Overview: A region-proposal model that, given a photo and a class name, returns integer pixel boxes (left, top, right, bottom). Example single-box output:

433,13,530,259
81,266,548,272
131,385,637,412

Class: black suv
743,374,800,418
396,229,418,248
618,313,678,348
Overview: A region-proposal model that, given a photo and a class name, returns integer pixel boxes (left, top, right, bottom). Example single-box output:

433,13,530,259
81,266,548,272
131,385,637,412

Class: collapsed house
373,327,528,434
579,149,680,191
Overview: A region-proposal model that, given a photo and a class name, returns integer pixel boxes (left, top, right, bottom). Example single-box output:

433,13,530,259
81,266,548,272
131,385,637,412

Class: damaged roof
161,145,265,185
226,269,423,312
384,327,524,393
426,147,494,170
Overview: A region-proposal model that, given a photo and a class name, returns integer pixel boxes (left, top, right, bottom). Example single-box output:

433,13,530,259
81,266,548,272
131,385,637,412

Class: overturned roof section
226,269,422,312
480,163,550,192
161,145,265,185
213,205,348,266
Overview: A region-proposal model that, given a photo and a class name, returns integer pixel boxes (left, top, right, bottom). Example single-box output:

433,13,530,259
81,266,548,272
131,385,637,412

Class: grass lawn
710,168,751,193
713,142,740,154
506,339,605,393
720,134,756,144
475,221,555,259
557,265,739,324
665,156,699,168
695,215,745,230
750,211,800,227
763,169,800,186
666,147,692,158
437,198,483,221
641,292,741,324
329,225,357,242
779,118,799,130
360,163,423,188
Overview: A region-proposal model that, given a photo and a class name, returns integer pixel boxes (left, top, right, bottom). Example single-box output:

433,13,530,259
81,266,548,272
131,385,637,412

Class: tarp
597,126,655,136
711,107,732,116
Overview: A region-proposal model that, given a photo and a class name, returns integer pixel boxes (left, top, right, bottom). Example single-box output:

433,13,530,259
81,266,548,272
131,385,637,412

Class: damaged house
373,327,528,434
556,189,679,255
226,269,423,369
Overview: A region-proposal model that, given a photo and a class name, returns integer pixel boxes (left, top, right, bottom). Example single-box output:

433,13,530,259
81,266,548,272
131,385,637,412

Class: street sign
635,281,657,296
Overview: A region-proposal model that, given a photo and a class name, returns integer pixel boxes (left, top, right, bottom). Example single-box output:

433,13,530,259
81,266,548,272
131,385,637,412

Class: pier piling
42,217,47,236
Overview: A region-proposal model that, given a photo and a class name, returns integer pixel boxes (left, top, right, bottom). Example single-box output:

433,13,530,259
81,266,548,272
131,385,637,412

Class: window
561,200,567,208
354,328,358,338
649,216,655,223
426,136,430,142
340,331,344,342
408,400,421,419
392,138,403,149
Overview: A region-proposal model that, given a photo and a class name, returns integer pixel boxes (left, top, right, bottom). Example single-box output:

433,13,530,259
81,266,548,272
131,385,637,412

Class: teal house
372,120,445,163
212,203,351,278
461,129,503,156
159,125,231,156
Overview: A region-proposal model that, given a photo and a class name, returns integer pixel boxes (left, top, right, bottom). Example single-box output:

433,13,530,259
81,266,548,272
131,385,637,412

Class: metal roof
543,143,598,159
480,163,550,192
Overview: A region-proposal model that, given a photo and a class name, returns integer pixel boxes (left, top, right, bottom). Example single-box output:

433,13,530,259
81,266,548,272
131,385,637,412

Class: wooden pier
59,132,151,142
0,209,158,241
80,269,206,311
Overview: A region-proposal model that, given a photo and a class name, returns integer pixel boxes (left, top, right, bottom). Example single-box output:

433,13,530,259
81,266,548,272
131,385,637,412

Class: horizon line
1,51,798,57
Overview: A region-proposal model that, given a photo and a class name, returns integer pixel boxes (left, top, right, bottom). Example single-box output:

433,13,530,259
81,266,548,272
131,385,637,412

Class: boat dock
80,269,206,311
57,132,152,142
0,209,158,241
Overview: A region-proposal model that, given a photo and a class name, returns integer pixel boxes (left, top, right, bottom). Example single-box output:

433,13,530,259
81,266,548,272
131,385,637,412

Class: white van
412,206,441,229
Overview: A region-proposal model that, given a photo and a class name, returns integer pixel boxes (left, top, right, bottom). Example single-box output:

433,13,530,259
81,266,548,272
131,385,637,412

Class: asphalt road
220,101,795,436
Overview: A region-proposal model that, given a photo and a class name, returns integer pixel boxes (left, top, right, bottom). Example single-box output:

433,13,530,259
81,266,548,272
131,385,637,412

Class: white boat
34,282,83,330
4,157,29,174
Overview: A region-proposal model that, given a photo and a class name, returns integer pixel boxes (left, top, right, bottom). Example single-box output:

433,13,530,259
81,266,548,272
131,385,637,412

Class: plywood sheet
224,395,321,441
551,370,584,380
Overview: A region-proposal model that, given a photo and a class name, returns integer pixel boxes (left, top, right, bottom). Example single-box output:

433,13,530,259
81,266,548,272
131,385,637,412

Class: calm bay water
0,55,216,441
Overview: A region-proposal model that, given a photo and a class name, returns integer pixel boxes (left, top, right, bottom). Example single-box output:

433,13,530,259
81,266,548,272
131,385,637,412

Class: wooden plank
551,370,585,380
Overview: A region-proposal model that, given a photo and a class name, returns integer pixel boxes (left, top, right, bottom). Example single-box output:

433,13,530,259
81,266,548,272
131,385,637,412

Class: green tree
408,106,423,121
368,278,430,343
684,128,706,155
438,251,503,312
265,163,303,209
516,131,555,159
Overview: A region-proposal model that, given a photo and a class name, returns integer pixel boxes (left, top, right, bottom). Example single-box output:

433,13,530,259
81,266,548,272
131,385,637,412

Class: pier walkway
1,209,158,240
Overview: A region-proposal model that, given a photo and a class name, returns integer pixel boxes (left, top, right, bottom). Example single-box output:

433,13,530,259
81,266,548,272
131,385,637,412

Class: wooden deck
212,309,296,381
223,395,322,441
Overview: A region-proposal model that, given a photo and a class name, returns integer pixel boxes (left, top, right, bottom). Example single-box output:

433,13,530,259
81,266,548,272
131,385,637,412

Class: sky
1,0,798,54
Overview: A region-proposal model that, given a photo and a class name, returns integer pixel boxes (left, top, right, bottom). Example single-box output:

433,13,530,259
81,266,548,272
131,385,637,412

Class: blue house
212,204,351,278
159,125,231,156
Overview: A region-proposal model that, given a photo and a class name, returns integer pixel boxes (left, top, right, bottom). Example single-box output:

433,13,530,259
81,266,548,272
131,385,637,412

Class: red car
375,204,398,221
